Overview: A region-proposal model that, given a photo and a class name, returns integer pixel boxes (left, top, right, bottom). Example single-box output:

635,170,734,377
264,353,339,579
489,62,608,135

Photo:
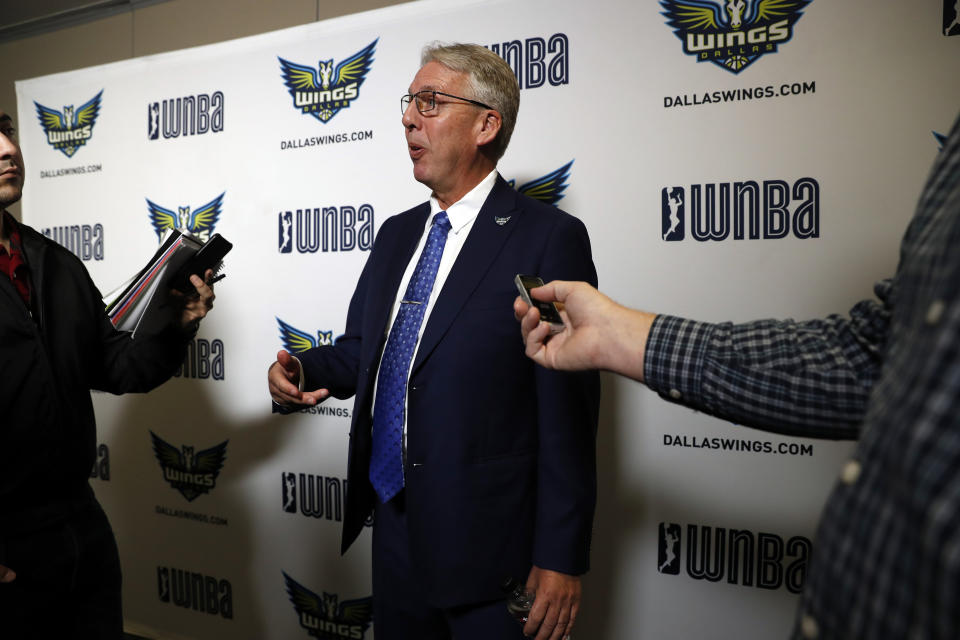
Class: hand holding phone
170,234,233,292
515,274,564,333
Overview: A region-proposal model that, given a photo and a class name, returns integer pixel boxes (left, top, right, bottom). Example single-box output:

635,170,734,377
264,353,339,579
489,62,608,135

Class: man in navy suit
268,43,599,640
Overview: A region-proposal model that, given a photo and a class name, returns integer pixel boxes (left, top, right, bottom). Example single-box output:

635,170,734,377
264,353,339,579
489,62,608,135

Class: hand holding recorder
514,279,655,381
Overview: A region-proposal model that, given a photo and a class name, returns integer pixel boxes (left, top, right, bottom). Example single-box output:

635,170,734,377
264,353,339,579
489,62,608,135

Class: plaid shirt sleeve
643,280,893,439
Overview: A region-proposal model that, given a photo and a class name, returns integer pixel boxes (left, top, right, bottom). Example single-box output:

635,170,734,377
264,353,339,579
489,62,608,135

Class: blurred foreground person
0,108,215,637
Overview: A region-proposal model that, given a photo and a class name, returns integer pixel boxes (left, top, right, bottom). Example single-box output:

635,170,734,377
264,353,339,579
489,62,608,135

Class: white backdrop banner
15,0,960,637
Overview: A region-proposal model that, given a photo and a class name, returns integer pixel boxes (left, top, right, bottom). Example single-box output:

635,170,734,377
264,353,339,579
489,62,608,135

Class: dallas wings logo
279,39,378,123
277,318,334,353
151,431,228,502
147,192,224,242
661,0,812,74
283,572,373,640
508,160,574,206
34,90,103,157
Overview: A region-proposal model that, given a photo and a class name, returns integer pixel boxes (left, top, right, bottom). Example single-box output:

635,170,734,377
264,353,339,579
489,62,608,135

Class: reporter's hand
0,564,15,583
513,280,614,371
522,566,580,640
513,280,654,382
268,349,329,407
175,269,216,332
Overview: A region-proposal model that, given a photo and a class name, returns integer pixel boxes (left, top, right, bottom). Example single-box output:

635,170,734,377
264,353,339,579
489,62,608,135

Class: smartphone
171,233,233,292
514,274,564,333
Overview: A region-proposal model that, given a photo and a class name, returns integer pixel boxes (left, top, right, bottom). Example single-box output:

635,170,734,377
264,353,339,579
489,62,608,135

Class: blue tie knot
433,211,450,231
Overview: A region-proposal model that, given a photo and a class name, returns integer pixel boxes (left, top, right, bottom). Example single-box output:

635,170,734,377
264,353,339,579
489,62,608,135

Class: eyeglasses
400,90,494,116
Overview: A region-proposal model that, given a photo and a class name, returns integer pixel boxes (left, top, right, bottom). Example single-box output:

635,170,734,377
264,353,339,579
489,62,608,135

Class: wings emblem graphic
509,160,574,206
150,431,228,502
277,318,334,353
147,192,224,242
661,0,811,73
34,90,103,157
279,39,378,123
283,572,373,639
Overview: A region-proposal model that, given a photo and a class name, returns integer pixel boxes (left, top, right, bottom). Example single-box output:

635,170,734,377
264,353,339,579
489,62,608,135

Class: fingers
532,602,577,640
523,597,545,637
270,383,326,407
520,304,542,341
513,295,531,321
517,293,562,370
563,602,579,640
189,273,216,309
517,299,552,357
268,354,328,407
178,271,216,330
524,313,554,363
525,599,576,640
268,358,302,404
301,388,330,404
276,350,298,373
522,568,581,640
529,279,569,303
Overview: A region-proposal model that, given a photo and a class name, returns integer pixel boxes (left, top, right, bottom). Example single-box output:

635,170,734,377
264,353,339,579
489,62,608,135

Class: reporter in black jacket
0,108,215,637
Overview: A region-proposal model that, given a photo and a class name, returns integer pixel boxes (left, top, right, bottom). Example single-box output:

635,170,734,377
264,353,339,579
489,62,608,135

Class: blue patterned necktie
370,211,451,503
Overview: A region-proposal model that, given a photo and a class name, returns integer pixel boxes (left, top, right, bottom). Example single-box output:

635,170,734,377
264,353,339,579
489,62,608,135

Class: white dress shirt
372,168,499,448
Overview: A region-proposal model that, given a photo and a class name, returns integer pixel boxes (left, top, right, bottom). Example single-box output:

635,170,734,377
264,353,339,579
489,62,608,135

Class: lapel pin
495,216,511,226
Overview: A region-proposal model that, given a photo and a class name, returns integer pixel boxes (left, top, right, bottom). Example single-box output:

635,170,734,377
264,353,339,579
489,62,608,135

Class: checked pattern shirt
645,112,960,639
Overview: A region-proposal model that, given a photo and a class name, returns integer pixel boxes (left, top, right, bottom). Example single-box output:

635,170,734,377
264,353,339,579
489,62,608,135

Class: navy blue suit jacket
297,175,600,607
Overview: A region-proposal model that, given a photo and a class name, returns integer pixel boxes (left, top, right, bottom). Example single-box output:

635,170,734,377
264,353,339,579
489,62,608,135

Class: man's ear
475,110,502,147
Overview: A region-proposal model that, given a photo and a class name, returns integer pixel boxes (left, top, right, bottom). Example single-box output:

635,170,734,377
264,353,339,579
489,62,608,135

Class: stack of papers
105,230,204,337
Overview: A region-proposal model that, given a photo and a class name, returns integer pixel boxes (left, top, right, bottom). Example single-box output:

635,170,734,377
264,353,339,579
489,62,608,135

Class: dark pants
372,492,526,640
0,499,123,639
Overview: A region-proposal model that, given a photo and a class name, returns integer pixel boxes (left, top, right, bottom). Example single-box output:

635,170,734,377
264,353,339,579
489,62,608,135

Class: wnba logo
657,521,811,593
658,523,682,574
41,224,104,261
661,178,820,242
157,566,233,619
661,188,685,241
946,0,960,35
277,205,374,254
148,91,224,140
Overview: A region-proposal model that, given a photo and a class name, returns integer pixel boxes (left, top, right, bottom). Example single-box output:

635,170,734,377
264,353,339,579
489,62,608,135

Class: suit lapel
412,176,520,372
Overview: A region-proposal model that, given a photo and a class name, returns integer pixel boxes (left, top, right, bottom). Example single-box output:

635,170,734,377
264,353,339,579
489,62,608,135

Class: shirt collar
429,169,499,235
1,210,22,254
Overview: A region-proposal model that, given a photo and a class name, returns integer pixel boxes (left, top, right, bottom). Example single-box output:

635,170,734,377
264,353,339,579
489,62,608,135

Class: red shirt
0,211,31,306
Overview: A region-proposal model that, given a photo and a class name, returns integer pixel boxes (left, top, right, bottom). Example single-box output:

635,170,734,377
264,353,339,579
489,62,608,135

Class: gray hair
421,42,520,160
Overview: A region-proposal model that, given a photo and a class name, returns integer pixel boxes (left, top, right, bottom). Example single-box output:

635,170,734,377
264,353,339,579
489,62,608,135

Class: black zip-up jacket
0,220,189,536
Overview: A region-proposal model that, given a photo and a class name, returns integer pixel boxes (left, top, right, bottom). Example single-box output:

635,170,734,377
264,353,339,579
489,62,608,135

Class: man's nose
0,132,17,159
401,101,420,128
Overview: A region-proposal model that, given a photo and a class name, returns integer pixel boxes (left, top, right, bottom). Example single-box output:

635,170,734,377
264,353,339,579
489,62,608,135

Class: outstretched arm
516,279,892,439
